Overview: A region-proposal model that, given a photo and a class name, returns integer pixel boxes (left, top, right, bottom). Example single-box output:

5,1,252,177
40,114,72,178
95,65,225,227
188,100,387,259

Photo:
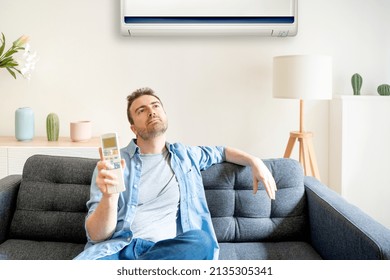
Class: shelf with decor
329,95,390,229
0,136,100,178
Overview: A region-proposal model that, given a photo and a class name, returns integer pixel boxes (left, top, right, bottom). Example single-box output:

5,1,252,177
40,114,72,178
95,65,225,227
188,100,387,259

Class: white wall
1,0,390,185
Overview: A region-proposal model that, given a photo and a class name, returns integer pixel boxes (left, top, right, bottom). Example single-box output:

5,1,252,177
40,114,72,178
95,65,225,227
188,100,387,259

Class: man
74,87,277,260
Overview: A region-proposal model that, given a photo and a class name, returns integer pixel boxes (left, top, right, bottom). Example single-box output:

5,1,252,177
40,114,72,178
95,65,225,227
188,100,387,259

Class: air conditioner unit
121,0,298,37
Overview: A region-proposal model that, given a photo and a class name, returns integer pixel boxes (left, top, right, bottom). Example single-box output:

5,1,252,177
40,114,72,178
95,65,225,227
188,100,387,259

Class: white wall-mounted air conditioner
121,0,298,37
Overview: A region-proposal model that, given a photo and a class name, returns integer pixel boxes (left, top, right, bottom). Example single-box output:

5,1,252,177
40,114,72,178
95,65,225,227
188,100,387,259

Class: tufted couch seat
1,154,390,260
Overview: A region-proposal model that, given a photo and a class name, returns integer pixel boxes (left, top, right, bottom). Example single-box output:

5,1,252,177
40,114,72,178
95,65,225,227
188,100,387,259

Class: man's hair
126,87,163,124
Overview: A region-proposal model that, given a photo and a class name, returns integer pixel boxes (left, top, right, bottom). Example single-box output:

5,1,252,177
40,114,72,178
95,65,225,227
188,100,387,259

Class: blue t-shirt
74,139,225,260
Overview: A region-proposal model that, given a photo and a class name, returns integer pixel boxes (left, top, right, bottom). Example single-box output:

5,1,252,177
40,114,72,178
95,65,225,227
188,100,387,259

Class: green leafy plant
0,33,37,79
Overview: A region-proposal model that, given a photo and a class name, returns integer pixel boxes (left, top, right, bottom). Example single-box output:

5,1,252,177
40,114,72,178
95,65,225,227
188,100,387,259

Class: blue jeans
98,230,213,260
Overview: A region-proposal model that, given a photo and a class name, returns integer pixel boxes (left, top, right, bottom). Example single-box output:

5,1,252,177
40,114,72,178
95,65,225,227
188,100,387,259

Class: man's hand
251,157,277,200
97,147,126,196
224,147,277,200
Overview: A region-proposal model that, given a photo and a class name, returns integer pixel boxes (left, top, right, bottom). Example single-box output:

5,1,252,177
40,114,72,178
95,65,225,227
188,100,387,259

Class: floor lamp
273,55,332,180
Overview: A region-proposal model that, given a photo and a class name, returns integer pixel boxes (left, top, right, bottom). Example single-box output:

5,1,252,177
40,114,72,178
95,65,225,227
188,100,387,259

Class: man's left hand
251,158,277,200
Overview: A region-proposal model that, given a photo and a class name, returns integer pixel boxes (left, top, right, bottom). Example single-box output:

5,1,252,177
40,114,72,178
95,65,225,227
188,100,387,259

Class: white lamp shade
273,55,333,100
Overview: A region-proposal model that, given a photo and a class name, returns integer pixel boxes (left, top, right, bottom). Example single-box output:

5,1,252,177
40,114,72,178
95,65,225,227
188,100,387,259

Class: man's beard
134,118,168,141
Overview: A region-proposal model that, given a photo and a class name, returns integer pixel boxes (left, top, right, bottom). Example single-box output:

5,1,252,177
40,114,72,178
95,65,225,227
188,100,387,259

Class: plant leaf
0,42,4,58
0,57,14,67
6,67,17,79
0,33,5,56
13,67,22,75
7,61,19,67
3,49,17,58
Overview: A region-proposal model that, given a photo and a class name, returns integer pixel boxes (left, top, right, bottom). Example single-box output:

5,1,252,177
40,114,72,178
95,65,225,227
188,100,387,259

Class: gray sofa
1,154,390,260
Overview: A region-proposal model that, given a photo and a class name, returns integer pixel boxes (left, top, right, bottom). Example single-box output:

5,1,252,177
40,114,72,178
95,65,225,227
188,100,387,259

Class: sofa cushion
202,159,308,242
219,241,322,260
8,155,98,244
0,239,85,260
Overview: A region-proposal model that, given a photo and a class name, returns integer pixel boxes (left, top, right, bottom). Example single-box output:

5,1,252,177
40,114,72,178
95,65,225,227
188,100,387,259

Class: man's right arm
85,159,124,242
85,193,119,242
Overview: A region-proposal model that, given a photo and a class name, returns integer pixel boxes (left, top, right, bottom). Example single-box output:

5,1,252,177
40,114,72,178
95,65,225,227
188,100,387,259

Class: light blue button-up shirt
74,139,225,260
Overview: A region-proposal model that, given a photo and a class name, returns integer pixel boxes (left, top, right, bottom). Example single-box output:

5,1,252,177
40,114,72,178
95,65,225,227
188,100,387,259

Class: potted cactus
351,73,363,95
377,84,390,96
46,113,60,141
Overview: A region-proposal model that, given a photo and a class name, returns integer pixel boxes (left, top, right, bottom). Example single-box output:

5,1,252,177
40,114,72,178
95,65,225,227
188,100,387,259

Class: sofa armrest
0,175,21,243
304,176,390,260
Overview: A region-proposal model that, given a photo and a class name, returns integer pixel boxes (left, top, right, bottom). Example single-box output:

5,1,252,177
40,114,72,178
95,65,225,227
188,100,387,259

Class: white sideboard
0,136,100,178
330,95,390,229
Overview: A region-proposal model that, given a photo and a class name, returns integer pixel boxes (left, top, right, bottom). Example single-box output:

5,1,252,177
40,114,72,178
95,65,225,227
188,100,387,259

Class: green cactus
351,73,363,95
46,113,59,141
377,84,390,96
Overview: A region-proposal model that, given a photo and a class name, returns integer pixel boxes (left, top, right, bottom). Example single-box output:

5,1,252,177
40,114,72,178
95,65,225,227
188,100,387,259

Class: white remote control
100,133,126,194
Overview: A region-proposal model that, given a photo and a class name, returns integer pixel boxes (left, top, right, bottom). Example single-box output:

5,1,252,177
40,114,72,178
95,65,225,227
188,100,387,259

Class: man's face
129,95,168,141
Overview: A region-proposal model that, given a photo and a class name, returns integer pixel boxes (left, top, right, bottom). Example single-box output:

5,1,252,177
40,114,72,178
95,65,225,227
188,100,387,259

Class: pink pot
70,121,92,142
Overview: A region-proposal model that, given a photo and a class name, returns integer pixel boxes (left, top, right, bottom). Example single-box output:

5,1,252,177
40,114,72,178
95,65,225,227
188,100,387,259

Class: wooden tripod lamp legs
283,131,321,180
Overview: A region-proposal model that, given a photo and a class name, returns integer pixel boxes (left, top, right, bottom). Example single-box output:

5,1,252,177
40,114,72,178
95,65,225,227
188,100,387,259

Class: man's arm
224,147,277,200
86,191,119,242
85,149,125,242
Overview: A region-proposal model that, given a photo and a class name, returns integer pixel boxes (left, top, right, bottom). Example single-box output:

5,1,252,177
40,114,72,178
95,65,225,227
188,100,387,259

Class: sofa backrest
9,155,98,244
9,155,308,244
201,158,308,242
